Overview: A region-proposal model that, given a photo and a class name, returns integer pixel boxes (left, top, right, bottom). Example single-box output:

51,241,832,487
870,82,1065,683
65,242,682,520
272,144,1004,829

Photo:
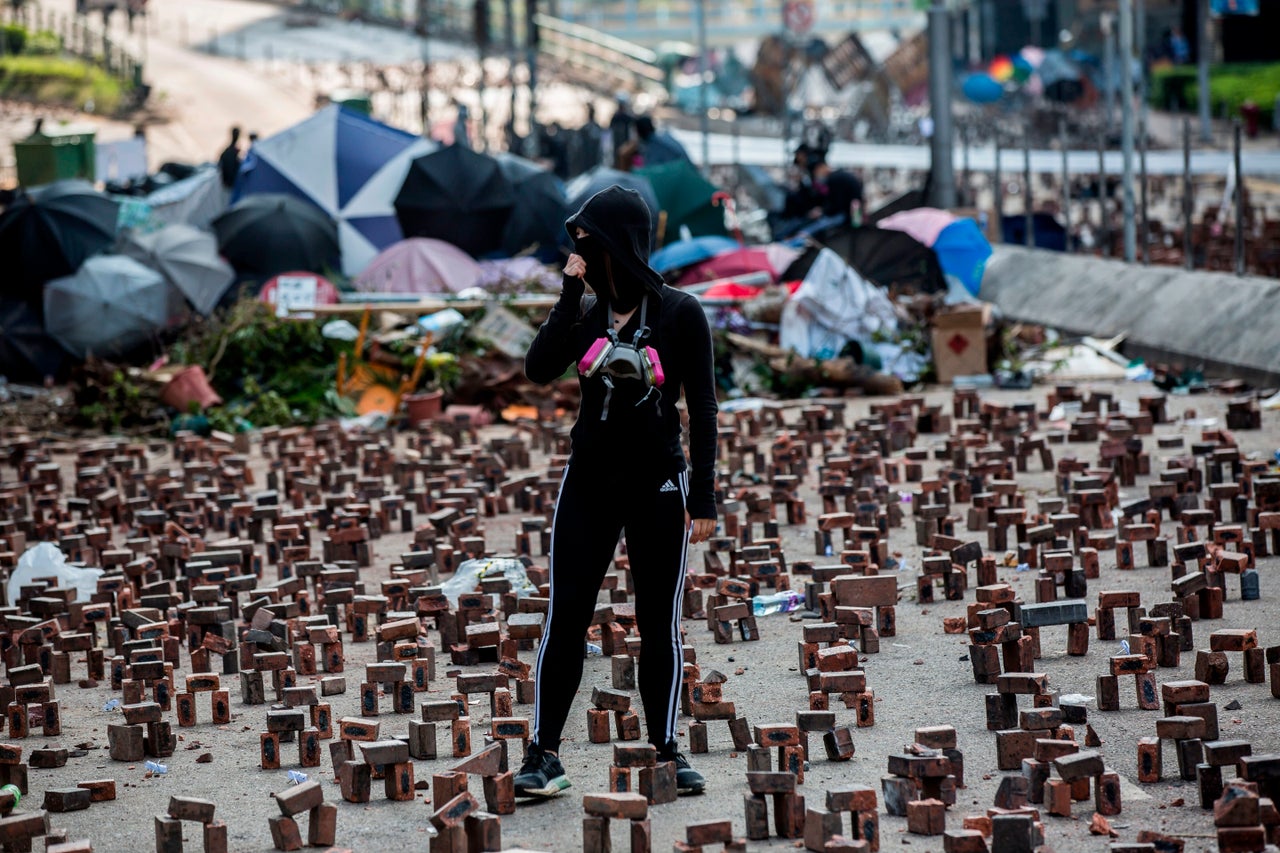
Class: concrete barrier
980,246,1280,386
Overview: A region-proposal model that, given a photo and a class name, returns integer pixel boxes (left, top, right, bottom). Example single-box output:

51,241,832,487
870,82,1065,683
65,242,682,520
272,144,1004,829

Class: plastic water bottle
144,761,168,774
752,590,803,617
0,784,19,806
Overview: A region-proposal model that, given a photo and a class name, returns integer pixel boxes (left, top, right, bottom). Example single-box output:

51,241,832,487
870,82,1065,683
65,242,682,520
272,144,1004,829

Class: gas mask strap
600,375,615,421
631,293,650,347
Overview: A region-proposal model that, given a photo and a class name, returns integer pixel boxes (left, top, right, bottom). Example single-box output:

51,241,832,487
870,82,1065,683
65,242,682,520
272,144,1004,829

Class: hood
565,186,665,302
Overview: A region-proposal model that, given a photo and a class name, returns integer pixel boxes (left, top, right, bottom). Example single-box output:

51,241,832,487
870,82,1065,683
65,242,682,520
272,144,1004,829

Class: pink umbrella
353,237,482,294
876,208,958,247
675,245,799,286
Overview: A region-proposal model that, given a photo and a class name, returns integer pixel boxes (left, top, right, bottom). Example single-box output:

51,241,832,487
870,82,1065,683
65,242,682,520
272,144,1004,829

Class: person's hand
685,511,715,544
564,253,587,279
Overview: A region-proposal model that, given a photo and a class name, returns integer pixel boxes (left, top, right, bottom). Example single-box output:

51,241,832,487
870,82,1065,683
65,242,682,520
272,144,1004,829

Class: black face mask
577,237,645,314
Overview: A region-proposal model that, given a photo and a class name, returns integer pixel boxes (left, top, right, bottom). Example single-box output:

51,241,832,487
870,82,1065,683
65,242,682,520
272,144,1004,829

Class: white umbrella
122,224,234,316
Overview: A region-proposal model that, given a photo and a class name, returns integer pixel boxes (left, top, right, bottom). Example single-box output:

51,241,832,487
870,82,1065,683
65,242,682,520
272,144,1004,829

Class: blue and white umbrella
232,105,437,276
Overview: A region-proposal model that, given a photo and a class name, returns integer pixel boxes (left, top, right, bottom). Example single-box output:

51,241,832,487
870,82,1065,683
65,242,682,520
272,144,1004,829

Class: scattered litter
286,771,308,784
102,699,120,712
143,761,168,774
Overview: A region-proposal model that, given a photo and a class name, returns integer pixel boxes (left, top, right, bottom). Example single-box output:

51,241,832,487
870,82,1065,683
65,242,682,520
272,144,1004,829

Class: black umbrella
786,224,948,294
494,152,569,259
212,194,340,280
395,145,517,258
0,180,119,303
0,298,64,383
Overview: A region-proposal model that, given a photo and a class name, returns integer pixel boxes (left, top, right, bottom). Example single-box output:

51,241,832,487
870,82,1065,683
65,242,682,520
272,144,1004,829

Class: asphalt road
17,382,1280,852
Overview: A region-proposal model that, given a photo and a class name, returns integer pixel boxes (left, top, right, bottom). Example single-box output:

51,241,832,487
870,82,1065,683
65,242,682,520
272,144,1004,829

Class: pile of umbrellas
961,45,1103,106
0,181,236,382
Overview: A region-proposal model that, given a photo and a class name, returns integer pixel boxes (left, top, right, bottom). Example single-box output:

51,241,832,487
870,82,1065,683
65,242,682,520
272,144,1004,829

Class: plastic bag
440,557,537,605
7,542,103,607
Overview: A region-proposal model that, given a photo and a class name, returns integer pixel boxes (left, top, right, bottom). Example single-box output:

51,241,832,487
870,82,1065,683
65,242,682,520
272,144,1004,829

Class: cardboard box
931,303,990,383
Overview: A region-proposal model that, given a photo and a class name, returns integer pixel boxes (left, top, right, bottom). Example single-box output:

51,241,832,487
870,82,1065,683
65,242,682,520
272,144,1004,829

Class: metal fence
1,3,144,87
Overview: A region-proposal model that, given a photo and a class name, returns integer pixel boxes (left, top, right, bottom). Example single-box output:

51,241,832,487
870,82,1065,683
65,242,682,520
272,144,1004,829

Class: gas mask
577,293,664,420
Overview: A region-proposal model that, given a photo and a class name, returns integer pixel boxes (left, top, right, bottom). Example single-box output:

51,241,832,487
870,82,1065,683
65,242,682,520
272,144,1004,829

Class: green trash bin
13,123,96,186
330,88,373,116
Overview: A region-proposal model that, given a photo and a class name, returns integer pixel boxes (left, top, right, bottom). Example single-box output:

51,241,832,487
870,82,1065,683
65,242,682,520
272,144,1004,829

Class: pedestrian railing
533,13,666,97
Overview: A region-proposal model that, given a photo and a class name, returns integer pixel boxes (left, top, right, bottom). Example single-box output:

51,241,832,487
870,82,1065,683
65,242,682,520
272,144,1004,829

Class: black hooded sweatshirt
524,186,719,521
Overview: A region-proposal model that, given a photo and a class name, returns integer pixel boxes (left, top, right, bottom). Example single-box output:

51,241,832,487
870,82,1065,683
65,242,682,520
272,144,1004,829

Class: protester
517,186,719,800
218,126,242,191
778,140,865,233
608,91,635,163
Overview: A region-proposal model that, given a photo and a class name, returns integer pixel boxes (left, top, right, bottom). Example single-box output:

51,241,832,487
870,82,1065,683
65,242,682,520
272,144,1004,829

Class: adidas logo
659,479,678,493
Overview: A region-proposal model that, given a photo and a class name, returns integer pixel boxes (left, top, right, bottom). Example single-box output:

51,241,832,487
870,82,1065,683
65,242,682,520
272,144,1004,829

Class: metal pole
1059,116,1070,251
927,0,956,209
1140,111,1149,264
1234,120,1244,276
1197,0,1212,143
1097,133,1109,257
420,0,431,135
1023,121,1033,248
961,122,971,207
993,132,1003,242
1183,117,1193,269
1102,13,1115,132
695,0,709,173
1119,0,1136,262
526,0,538,145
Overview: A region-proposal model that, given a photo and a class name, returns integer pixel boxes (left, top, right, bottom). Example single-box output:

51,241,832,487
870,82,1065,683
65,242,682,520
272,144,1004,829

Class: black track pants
533,462,690,754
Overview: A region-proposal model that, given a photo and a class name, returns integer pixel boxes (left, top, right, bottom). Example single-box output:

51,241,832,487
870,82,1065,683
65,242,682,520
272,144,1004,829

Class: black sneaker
513,744,571,798
665,750,706,794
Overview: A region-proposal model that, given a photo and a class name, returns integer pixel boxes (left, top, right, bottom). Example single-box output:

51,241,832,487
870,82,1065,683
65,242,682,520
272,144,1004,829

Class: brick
42,788,91,812
267,815,304,852
168,795,217,823
274,780,324,816
76,780,116,803
583,792,648,820
906,799,946,835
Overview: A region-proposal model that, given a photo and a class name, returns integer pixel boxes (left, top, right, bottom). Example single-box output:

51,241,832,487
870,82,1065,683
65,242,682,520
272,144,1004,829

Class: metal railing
533,12,665,97
0,3,143,87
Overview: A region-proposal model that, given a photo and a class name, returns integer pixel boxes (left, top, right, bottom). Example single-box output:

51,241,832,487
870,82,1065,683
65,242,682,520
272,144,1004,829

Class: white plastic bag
440,557,537,605
7,542,103,606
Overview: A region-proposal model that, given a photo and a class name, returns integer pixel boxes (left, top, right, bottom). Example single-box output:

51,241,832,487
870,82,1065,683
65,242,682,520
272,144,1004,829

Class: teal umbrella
636,159,727,242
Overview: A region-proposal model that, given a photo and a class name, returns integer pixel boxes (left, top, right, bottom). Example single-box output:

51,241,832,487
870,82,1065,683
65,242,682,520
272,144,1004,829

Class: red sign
783,0,815,34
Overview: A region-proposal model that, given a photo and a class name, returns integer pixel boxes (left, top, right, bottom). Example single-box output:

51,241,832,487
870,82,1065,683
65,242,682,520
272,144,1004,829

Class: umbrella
565,167,660,246
213,194,341,280
650,235,741,273
792,224,948,294
0,298,64,383
962,73,1004,104
676,246,798,286
233,105,437,275
931,219,992,297
394,145,516,258
636,159,727,241
121,224,235,316
494,152,569,258
352,238,482,295
0,180,119,303
878,208,992,297
639,132,692,167
43,255,185,359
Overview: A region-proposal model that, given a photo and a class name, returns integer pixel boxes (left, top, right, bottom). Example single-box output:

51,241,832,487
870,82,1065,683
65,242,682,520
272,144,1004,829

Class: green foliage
171,299,358,428
0,53,123,112
1,23,26,54
1150,63,1280,128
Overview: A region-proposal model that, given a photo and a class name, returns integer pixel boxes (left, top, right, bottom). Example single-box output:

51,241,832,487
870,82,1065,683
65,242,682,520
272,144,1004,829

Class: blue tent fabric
933,218,992,297
232,105,436,276
650,235,740,273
